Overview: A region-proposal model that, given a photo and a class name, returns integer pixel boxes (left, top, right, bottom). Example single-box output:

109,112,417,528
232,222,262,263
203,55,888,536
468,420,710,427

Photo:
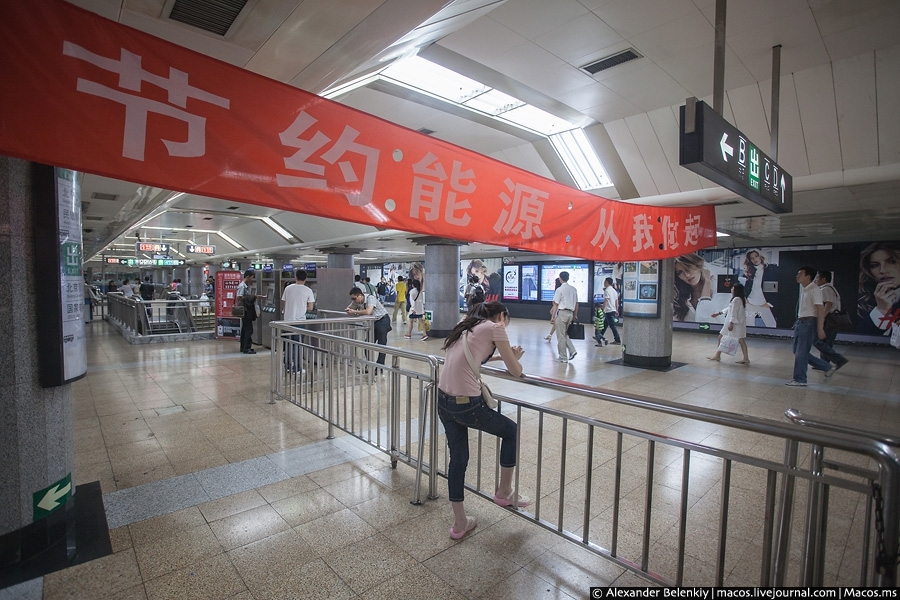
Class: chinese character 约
62,42,230,161
683,214,701,247
662,215,680,251
276,111,380,207
493,178,546,240
409,152,475,225
590,207,620,251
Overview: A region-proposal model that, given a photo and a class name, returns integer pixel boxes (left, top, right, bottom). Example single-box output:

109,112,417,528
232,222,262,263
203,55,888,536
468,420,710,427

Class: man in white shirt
281,269,315,372
787,266,833,386
550,271,579,363
814,270,849,372
600,277,621,345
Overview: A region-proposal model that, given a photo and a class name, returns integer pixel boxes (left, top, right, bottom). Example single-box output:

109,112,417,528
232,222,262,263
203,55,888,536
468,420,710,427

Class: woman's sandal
449,516,477,540
493,490,532,508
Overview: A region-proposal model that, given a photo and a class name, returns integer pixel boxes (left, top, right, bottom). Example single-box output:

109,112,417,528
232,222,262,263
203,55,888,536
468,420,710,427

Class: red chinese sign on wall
0,0,717,261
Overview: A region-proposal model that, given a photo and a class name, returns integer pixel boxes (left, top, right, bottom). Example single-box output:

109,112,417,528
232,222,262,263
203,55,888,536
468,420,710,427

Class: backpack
471,283,485,304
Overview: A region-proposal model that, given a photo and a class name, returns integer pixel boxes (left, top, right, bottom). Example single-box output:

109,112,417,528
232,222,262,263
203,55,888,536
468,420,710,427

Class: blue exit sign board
679,100,792,214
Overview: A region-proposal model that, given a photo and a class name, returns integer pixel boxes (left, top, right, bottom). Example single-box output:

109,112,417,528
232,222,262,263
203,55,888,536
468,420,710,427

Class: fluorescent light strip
262,217,294,241
363,249,420,255
217,231,243,250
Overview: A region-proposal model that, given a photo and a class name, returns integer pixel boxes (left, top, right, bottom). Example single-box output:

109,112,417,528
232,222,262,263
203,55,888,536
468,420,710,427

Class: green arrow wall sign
33,473,72,521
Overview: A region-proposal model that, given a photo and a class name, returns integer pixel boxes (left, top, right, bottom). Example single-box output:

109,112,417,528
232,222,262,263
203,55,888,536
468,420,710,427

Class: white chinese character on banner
590,207,620,251
276,112,380,207
662,215,680,250
409,153,475,225
62,42,229,161
493,178,546,240
684,214,701,247
632,214,654,251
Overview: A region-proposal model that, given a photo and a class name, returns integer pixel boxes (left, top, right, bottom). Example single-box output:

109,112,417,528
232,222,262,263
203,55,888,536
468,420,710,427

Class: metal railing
268,319,899,587
106,293,216,337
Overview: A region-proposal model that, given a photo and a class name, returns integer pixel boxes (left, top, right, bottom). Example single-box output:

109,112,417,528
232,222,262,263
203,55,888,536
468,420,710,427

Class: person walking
346,287,392,367
376,277,388,304
600,277,621,344
786,266,833,386
437,301,530,540
814,270,849,372
707,283,749,364
236,269,263,355
281,269,316,372
550,271,578,362
405,278,427,340
120,278,134,298
392,276,407,323
544,277,562,342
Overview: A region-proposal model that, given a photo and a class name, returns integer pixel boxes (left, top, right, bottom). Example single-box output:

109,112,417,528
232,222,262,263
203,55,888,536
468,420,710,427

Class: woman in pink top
437,302,529,540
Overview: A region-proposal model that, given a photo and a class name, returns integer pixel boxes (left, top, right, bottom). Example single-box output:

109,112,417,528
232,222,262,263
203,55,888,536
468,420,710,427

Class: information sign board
186,244,215,254
680,100,792,214
136,242,169,253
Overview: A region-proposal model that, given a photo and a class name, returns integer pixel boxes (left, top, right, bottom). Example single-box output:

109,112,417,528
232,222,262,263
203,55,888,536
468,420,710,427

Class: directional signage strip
679,100,792,214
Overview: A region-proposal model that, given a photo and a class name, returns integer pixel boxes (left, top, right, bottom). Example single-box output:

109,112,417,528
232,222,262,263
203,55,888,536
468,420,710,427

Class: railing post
772,439,799,585
801,444,824,585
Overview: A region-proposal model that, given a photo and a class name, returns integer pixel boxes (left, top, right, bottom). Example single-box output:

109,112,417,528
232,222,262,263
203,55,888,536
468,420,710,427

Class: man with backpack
814,270,849,373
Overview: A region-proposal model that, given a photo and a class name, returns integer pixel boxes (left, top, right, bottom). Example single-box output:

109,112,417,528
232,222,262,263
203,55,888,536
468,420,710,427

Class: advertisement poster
520,265,539,301
459,258,502,308
622,261,660,318
502,265,519,301
216,270,243,339
539,264,589,302
57,169,87,381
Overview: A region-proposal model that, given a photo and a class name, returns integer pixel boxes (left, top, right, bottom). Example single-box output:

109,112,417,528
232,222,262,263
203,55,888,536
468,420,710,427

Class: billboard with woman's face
857,241,900,336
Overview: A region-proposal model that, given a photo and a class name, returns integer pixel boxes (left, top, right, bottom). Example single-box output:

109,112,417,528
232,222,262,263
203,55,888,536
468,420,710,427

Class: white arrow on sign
720,133,733,162
780,174,786,202
37,481,72,511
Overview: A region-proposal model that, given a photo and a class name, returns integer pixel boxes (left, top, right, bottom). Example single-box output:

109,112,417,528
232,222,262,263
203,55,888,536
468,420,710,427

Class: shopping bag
566,322,585,340
717,333,739,356
891,322,900,349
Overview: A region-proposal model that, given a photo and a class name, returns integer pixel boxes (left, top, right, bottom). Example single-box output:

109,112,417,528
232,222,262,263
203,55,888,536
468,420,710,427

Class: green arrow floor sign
33,473,72,520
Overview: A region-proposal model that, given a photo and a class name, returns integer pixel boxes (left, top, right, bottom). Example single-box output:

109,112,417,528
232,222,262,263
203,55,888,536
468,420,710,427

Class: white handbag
462,331,498,409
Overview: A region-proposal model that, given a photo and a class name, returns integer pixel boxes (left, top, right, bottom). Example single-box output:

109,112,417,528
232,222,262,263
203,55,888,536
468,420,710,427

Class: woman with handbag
707,283,749,364
437,301,529,540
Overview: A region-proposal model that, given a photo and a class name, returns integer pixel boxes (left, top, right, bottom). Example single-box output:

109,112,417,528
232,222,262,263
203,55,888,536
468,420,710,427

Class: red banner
0,0,716,261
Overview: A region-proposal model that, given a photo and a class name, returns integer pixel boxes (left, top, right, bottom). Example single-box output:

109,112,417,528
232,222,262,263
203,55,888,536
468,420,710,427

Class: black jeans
240,316,254,352
373,314,392,365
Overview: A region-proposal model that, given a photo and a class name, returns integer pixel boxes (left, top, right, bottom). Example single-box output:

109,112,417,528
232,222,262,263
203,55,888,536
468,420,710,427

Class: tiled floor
5,317,899,599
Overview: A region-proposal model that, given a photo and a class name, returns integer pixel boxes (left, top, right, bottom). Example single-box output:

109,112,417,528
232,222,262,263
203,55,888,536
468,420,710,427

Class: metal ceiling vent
580,49,642,75
166,0,249,36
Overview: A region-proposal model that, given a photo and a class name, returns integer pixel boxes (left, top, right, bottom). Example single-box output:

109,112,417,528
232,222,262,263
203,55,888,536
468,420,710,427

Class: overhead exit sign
679,99,792,214
186,244,215,254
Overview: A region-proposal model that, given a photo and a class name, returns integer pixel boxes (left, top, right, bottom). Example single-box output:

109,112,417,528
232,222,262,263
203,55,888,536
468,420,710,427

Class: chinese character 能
409,152,475,225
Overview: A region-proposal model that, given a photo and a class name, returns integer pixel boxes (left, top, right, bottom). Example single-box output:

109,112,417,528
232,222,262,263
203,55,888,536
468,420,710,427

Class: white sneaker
785,380,807,387
556,357,568,363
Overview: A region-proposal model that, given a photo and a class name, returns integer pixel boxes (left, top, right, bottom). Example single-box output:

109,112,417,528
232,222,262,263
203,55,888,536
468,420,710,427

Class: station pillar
416,238,466,338
622,258,675,368
0,156,76,541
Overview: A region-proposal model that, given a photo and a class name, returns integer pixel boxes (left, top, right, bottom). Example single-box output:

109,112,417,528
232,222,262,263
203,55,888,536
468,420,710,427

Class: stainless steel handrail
267,320,900,587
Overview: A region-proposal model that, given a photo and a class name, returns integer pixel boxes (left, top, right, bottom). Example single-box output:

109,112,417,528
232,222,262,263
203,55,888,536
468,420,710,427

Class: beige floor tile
322,532,419,594
423,534,523,597
43,548,143,600
242,556,355,600
271,486,347,527
295,507,379,554
143,553,246,600
208,503,291,550
133,523,223,580
198,489,267,523
128,506,206,546
256,474,319,503
359,564,468,600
